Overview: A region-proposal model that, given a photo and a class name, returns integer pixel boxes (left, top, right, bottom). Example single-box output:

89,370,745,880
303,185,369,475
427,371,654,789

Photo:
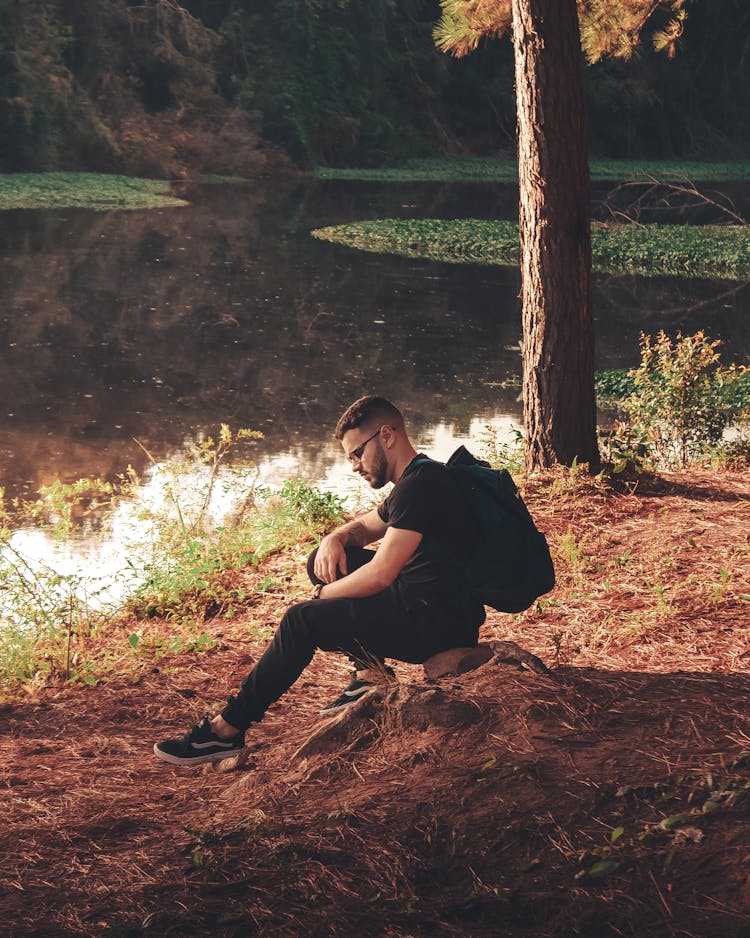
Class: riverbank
2,465,748,936
314,158,750,183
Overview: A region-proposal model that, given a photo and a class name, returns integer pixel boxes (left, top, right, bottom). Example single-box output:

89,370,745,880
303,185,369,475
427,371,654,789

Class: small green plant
708,567,732,604
650,581,675,618
550,629,565,669
0,491,117,690
134,423,263,540
622,331,750,468
482,424,525,474
24,477,115,540
556,530,585,570
127,627,217,658
278,479,346,529
250,481,346,557
598,420,651,475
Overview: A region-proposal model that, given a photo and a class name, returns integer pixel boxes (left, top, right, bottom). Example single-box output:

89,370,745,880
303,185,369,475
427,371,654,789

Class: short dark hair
334,395,404,440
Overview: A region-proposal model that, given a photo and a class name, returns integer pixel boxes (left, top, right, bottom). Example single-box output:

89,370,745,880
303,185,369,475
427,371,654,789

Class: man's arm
319,525,422,600
314,508,388,583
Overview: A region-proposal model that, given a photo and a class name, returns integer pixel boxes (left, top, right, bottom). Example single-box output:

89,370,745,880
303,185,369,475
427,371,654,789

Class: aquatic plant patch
314,158,750,184
312,218,750,279
0,173,187,211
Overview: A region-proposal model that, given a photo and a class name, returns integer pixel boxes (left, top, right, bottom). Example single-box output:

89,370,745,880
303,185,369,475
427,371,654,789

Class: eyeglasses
346,426,383,464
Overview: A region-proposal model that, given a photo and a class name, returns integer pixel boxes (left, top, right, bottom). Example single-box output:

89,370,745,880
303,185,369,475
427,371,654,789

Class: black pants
220,548,483,730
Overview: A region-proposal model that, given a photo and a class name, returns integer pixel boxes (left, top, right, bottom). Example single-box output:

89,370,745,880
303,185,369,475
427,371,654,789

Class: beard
362,442,389,489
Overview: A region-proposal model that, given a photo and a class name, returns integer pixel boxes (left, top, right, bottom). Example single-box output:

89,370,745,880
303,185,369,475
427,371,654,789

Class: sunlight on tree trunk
512,0,600,470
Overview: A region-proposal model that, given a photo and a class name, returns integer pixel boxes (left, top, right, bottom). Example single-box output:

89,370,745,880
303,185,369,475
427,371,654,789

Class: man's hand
314,532,348,584
313,509,388,584
317,525,422,600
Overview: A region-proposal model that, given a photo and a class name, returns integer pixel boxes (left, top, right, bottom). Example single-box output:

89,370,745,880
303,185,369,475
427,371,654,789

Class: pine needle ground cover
312,218,750,280
0,173,187,210
314,158,750,184
1,466,749,936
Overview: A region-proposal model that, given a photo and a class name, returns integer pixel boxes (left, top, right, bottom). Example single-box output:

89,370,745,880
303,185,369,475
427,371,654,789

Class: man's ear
380,424,396,449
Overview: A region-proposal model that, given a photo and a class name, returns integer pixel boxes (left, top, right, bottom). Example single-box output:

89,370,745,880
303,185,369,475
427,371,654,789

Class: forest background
2,0,749,178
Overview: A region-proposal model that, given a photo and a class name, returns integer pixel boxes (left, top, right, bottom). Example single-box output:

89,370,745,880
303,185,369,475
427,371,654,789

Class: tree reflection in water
0,179,747,500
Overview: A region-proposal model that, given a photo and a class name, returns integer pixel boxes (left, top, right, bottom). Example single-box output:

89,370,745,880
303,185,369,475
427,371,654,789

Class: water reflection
2,415,522,618
0,177,748,505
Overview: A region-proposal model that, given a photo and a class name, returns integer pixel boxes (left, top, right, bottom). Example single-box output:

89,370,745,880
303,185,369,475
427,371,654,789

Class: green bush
620,331,749,468
250,480,346,558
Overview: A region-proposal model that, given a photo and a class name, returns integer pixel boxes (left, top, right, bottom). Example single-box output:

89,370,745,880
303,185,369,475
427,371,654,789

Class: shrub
621,331,749,468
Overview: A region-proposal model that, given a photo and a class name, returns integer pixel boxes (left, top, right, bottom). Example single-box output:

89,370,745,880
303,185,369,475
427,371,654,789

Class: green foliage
250,481,346,559
312,217,750,280
0,527,115,688
0,173,187,210
126,626,217,659
218,0,431,165
0,424,346,690
119,475,345,619
0,0,118,170
277,480,347,530
314,158,750,183
598,422,651,475
0,0,748,172
591,222,750,279
621,331,750,468
481,425,524,475
22,477,115,540
433,0,687,64
595,369,636,406
433,0,490,57
131,536,239,621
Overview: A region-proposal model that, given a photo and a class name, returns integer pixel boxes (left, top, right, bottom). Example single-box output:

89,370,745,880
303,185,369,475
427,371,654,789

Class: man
154,396,484,766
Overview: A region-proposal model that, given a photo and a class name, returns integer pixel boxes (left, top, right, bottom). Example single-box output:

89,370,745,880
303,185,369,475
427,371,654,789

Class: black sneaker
320,668,394,714
153,716,245,766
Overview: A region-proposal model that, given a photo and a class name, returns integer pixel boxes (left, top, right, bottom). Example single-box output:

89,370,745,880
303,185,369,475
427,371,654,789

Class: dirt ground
1,467,749,937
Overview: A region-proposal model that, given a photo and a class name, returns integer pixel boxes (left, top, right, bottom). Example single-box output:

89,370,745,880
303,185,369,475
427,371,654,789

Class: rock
422,644,493,680
422,641,552,680
489,640,552,676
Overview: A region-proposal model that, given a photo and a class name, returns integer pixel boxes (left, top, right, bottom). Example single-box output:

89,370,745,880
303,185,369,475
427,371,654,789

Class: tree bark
511,0,600,470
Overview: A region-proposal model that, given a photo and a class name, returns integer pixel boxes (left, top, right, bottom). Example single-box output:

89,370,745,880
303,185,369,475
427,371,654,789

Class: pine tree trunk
511,0,600,470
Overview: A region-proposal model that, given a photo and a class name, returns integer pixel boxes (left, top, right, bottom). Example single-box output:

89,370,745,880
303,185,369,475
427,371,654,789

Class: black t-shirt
376,455,480,612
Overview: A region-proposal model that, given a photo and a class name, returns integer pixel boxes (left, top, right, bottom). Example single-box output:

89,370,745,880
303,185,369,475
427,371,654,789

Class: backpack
412,446,555,613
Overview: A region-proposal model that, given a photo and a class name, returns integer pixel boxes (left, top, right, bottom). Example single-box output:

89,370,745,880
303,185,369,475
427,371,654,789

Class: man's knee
278,597,360,657
278,600,316,638
307,546,376,586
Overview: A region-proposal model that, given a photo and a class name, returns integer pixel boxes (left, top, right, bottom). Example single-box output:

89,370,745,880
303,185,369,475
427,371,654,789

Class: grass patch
312,218,750,279
314,157,750,184
0,172,188,211
0,427,345,693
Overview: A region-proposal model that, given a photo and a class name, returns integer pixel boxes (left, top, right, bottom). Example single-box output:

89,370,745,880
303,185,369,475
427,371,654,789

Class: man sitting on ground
154,395,485,766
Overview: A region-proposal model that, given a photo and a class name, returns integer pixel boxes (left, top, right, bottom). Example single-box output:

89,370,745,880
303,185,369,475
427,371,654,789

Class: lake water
1,177,748,502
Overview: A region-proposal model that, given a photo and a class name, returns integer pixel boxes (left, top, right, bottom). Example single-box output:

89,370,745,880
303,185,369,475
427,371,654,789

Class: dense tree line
0,0,748,174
